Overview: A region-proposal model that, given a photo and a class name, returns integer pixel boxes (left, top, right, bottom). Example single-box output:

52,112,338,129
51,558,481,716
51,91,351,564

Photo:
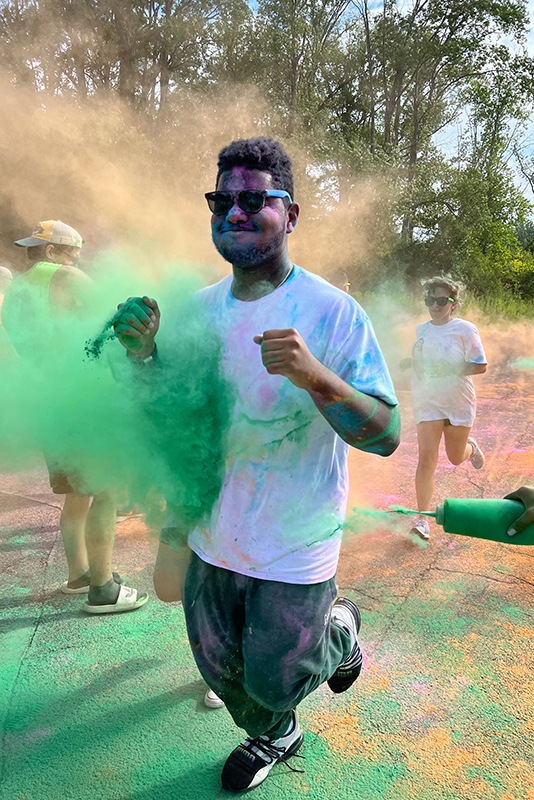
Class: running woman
402,277,487,540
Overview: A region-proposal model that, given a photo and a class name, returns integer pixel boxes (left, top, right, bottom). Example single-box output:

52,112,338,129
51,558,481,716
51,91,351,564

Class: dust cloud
0,75,389,285
1,72,533,537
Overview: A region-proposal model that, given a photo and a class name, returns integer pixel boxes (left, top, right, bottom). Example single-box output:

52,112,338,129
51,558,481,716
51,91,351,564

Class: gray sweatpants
182,552,352,738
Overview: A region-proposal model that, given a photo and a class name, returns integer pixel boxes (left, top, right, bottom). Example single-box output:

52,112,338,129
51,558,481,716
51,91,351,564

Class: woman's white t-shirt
410,318,487,426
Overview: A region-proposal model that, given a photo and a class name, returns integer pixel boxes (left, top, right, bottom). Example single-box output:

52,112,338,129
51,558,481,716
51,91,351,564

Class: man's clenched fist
253,328,322,390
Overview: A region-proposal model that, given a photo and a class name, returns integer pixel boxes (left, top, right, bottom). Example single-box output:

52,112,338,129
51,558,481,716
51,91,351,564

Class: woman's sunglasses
205,189,293,216
425,296,455,307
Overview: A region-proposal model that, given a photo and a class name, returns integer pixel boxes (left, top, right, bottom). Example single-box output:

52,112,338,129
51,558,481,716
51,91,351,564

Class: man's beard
212,227,286,269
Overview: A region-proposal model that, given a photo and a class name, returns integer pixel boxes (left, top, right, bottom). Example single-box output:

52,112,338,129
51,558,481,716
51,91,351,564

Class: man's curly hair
216,137,294,200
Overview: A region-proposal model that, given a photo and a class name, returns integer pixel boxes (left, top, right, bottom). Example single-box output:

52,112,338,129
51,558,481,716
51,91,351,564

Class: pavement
2,365,534,800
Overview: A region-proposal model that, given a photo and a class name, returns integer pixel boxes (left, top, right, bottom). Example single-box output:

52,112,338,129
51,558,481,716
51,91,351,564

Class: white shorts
414,400,475,427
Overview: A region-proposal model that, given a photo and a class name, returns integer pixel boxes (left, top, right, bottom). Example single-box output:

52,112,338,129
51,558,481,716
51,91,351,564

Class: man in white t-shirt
115,137,399,792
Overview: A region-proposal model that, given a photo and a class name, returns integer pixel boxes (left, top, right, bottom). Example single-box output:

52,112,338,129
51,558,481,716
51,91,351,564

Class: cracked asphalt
1,357,534,800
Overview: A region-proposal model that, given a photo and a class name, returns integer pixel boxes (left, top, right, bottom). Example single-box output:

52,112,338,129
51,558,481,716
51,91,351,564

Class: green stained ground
2,456,534,800
3,367,534,800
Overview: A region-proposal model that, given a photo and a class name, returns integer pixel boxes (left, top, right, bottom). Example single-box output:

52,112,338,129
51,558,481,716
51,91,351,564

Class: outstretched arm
254,328,400,456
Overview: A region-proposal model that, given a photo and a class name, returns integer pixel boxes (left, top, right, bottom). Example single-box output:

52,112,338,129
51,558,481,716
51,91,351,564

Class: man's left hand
253,328,321,390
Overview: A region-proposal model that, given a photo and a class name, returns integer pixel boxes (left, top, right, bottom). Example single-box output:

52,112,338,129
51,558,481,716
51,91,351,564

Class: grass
467,293,534,320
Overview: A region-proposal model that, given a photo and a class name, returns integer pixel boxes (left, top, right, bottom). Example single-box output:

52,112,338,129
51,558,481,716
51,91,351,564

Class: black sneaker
327,597,363,694
221,710,303,792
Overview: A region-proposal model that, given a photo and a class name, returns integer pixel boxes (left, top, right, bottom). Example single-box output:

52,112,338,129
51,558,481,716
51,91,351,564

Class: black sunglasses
425,296,454,307
205,189,293,216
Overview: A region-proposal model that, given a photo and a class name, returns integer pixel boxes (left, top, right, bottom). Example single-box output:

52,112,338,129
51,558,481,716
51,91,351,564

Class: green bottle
429,498,534,545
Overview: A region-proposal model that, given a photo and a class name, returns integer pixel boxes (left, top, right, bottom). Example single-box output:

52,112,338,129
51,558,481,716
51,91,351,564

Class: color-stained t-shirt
181,265,398,584
410,318,487,426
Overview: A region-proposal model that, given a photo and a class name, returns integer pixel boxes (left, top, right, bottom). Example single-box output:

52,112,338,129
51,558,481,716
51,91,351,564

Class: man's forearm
463,362,487,376
307,365,400,456
154,540,190,603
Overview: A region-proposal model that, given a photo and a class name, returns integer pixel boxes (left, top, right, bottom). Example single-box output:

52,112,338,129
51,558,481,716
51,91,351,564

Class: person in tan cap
2,221,148,614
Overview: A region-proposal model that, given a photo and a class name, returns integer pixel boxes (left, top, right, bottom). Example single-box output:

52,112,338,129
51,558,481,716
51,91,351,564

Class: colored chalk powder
0,261,232,539
511,357,534,371
84,318,118,359
389,505,436,518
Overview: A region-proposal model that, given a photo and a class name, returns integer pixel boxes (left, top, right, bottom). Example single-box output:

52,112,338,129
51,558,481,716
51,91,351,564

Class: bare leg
415,421,445,511
60,492,91,583
85,490,117,588
83,491,148,612
443,425,472,465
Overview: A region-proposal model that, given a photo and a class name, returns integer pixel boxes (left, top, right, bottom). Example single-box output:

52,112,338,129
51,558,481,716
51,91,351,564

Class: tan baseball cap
15,220,83,248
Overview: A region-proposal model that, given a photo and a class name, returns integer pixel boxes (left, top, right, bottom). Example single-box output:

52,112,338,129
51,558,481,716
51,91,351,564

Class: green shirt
2,261,63,360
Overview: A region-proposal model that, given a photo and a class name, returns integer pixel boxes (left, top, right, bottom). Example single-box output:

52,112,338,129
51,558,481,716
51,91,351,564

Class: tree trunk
159,0,172,114
363,0,375,153
113,3,136,104
401,80,420,242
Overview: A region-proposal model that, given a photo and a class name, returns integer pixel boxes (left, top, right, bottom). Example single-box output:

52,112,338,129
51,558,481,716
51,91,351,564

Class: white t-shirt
183,265,397,584
411,318,487,426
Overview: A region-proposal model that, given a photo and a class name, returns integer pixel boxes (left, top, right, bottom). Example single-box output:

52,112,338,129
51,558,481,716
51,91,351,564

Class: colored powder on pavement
303,572,534,798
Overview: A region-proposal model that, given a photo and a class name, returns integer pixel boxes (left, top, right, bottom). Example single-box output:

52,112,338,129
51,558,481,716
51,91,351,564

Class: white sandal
84,584,149,614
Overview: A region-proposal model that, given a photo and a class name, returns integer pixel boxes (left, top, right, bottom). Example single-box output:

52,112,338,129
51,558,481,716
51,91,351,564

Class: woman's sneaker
327,598,363,693
410,516,430,541
204,688,225,709
221,710,303,792
468,437,485,469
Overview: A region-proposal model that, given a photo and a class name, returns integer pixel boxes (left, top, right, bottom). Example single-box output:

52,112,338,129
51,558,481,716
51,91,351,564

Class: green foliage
469,291,534,320
0,0,533,309
458,229,534,299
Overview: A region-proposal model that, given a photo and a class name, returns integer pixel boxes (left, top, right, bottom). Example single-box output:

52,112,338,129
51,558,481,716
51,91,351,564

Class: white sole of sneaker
246,734,304,790
467,438,485,469
410,526,430,541
221,711,303,792
204,689,225,709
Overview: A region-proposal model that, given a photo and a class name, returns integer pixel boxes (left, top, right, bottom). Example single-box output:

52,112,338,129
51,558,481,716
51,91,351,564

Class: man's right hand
504,485,534,536
114,296,160,359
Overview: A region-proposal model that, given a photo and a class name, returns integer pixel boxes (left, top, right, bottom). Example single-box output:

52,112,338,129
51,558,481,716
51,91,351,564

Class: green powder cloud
0,253,232,546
